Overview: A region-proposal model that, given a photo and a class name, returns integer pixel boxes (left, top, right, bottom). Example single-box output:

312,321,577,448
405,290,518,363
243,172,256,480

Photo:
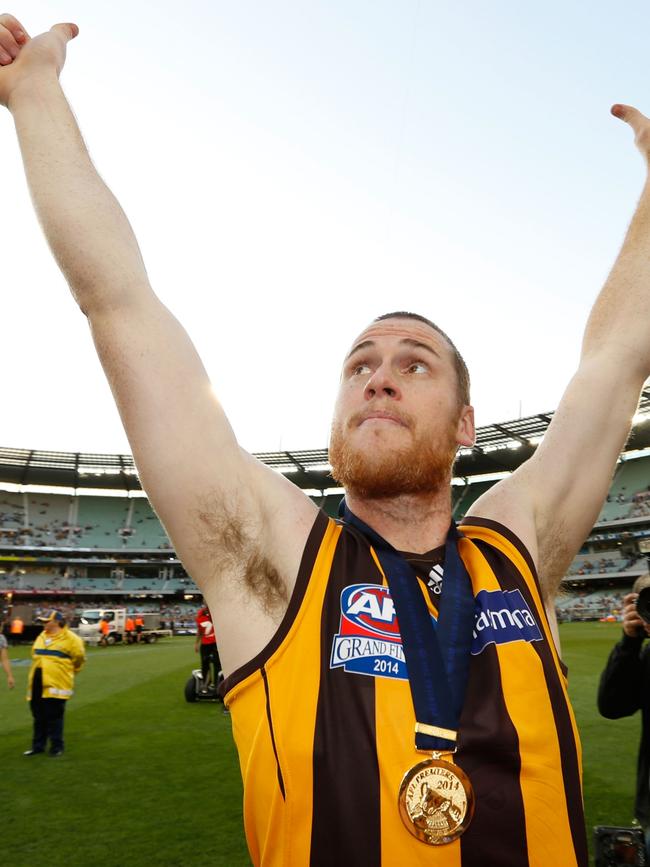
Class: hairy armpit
193,495,288,615
537,516,573,604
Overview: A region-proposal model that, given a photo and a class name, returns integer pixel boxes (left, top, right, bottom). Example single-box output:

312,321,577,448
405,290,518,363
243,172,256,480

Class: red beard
329,412,459,499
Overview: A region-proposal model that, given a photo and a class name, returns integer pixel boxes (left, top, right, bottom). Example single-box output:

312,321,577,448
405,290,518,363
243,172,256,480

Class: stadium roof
3,391,650,492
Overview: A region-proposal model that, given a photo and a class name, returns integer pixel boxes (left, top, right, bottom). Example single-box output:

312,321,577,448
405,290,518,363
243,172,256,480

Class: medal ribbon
341,500,475,753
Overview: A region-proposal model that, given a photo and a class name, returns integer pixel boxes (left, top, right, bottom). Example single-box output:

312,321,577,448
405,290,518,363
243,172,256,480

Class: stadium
6,399,650,865
4,2,650,864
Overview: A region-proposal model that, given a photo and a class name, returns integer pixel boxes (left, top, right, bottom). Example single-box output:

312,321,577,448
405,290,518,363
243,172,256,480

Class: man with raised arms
1,13,649,866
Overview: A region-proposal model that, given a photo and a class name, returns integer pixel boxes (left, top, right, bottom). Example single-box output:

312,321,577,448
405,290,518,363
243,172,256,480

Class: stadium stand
4,401,650,630
566,551,640,575
0,490,175,550
597,457,650,522
452,480,495,518
556,588,628,623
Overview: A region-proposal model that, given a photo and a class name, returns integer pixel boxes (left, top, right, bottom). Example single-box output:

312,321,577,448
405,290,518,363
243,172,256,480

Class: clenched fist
0,13,78,109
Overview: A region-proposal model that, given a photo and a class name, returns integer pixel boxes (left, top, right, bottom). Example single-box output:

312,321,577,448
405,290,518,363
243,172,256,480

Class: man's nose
364,364,401,400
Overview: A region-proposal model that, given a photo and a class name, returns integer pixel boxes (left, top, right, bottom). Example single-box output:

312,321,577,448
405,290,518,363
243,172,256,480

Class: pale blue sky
1,1,648,454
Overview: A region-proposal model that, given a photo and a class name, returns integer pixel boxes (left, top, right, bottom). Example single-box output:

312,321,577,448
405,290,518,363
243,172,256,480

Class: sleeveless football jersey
221,510,587,867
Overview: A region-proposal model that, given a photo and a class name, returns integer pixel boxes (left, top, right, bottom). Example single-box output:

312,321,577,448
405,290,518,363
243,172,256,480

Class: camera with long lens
636,586,650,624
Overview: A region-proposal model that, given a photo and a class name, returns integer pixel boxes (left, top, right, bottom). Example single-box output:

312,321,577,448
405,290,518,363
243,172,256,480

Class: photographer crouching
598,575,650,860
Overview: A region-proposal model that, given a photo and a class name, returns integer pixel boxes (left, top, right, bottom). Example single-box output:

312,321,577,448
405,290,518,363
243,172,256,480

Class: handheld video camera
636,586,650,624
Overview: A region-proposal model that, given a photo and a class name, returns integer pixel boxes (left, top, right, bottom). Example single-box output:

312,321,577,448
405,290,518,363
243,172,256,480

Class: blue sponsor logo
471,589,542,655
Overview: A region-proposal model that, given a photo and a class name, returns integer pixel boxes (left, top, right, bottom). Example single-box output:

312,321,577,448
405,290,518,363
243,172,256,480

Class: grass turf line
1,624,645,866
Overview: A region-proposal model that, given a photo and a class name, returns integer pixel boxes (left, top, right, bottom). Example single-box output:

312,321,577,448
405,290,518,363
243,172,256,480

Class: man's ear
456,405,475,448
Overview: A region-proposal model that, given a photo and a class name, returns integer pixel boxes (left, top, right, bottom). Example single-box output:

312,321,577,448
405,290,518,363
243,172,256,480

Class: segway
184,668,224,702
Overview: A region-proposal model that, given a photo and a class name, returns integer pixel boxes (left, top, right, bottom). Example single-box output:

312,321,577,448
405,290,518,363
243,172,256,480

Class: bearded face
329,317,472,501
329,407,460,499
329,316,474,499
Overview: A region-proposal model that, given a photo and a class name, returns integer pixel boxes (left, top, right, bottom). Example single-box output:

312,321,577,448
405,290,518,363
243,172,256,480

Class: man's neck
345,487,452,554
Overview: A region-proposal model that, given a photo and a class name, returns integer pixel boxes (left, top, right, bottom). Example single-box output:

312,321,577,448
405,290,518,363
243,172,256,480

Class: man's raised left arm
470,104,650,600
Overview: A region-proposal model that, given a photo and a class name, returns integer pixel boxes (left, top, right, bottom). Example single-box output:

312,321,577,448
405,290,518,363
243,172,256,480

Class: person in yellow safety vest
134,615,144,643
24,609,85,757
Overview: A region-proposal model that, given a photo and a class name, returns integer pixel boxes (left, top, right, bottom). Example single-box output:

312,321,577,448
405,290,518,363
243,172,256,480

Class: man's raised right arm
0,16,318,668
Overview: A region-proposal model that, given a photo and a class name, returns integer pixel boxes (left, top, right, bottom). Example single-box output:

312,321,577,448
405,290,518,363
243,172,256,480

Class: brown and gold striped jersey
221,510,588,866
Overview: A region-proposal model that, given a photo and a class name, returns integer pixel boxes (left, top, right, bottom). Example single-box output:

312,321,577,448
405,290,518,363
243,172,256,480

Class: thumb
50,22,79,42
611,103,649,131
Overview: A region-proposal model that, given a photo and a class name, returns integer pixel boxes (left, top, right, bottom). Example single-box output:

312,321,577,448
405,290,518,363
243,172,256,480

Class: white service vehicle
76,608,172,645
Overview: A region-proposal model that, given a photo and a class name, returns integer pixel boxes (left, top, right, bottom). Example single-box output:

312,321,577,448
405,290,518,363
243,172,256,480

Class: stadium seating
453,480,495,518
127,498,171,548
77,496,134,547
2,453,650,611
556,587,627,622
0,491,173,549
568,550,631,575
3,456,649,550
72,577,131,592
311,494,343,518
0,570,69,591
597,456,650,522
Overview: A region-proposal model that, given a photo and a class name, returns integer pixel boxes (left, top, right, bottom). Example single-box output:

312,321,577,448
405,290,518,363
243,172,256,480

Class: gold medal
398,753,475,845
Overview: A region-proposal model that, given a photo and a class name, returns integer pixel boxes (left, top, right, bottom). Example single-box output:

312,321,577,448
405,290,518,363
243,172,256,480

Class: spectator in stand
598,575,650,857
195,603,221,694
24,610,85,757
0,631,14,688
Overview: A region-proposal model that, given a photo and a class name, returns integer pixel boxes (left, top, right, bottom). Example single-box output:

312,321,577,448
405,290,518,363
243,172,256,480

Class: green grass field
2,637,249,867
1,624,643,866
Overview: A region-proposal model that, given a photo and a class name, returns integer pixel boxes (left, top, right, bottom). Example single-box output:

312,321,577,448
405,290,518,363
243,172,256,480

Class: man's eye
406,362,428,374
351,363,371,375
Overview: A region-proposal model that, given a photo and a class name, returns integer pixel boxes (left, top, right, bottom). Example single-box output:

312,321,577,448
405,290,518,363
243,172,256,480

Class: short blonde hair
632,574,650,594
